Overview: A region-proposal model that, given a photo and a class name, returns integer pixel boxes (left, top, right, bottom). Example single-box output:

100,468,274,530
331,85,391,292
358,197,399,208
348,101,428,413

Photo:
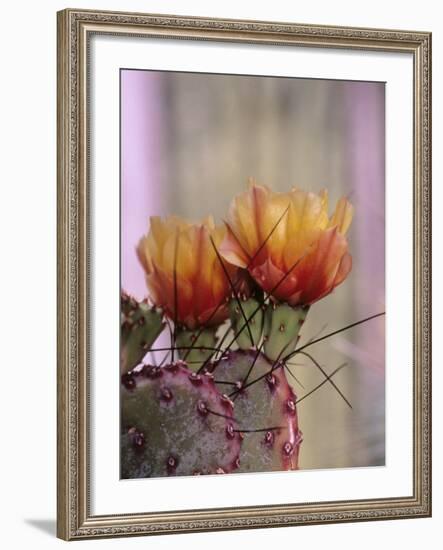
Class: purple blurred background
121,69,385,470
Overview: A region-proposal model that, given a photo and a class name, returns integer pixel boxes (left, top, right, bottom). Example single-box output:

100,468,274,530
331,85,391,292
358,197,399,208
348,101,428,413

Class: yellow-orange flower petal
220,182,353,306
137,215,238,330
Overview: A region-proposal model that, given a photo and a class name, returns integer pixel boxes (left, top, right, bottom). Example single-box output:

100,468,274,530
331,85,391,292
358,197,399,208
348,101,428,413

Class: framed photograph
57,8,431,540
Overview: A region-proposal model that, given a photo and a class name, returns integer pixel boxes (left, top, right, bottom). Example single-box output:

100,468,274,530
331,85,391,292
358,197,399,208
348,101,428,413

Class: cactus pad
121,362,242,478
121,292,165,374
211,349,302,473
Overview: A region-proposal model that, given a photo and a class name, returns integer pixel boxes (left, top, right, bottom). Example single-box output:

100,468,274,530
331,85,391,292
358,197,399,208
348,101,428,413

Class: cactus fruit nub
121,292,165,374
263,303,308,361
211,349,302,472
175,327,218,371
228,297,264,350
121,362,242,478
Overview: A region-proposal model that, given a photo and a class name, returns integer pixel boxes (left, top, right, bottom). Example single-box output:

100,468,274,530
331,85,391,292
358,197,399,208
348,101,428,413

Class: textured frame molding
57,8,431,541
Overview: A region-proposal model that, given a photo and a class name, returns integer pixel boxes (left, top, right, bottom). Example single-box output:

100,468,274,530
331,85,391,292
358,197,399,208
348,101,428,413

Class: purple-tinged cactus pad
211,349,302,473
121,362,242,478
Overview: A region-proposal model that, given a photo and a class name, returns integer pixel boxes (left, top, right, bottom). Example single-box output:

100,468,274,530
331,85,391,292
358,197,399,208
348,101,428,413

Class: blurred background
121,69,385,471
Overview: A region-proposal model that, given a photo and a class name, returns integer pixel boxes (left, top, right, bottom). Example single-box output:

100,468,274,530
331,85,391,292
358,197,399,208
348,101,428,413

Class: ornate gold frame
57,8,431,540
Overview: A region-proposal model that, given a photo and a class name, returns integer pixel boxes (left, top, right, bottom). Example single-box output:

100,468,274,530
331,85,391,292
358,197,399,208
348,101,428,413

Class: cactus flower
137,215,237,330
220,182,353,306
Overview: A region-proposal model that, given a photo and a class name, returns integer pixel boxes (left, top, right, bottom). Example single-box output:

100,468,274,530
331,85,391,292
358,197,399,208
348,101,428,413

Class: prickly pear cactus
121,362,242,477
175,327,217,371
211,349,302,473
263,303,308,361
121,292,165,374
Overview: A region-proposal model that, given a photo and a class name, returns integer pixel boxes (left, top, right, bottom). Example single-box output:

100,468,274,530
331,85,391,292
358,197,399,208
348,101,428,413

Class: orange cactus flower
137,215,237,330
220,182,353,306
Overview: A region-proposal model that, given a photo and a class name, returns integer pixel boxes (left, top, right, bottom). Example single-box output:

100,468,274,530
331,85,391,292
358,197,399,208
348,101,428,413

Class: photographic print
120,69,386,479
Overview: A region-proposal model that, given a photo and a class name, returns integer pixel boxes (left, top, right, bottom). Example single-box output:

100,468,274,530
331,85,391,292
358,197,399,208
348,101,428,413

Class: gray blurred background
121,69,385,470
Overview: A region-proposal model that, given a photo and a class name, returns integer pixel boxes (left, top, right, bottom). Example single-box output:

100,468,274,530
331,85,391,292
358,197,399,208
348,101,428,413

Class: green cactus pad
263,303,308,361
228,297,264,350
121,292,165,374
121,362,242,478
211,349,302,473
175,327,217,372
